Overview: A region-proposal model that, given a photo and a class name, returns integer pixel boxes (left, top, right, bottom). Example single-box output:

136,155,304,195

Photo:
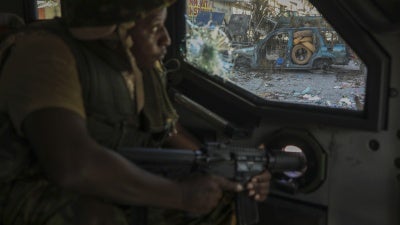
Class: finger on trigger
256,195,267,202
249,190,255,196
214,176,243,192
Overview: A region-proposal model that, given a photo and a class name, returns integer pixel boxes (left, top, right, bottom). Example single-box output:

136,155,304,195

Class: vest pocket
86,116,124,149
86,116,160,149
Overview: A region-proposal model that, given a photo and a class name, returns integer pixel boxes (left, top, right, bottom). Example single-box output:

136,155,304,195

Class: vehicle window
36,0,61,19
184,0,367,111
263,32,289,67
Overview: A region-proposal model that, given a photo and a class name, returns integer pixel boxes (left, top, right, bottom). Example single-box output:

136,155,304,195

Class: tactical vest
0,19,178,225
74,35,178,150
0,19,179,182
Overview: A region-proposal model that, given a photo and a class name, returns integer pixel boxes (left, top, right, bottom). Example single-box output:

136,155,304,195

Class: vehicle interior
0,0,399,224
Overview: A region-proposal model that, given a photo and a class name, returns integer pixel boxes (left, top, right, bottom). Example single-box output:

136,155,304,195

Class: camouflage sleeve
0,31,86,136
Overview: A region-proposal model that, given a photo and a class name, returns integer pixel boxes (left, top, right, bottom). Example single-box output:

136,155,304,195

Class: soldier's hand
247,170,271,202
179,174,243,214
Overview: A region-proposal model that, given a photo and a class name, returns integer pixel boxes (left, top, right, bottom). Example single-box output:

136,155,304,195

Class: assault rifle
118,142,306,225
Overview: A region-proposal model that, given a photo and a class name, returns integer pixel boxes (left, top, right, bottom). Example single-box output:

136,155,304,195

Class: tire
293,30,313,39
301,41,316,52
291,44,312,65
234,56,251,68
293,36,313,45
299,36,313,43
293,37,302,45
313,58,332,72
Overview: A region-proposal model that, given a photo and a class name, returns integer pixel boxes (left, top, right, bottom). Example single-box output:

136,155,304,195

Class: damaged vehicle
233,27,351,70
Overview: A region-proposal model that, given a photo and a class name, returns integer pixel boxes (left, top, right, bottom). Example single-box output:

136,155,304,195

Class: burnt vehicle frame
234,27,350,71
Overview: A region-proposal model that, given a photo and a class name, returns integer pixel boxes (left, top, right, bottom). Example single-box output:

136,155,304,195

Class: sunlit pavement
227,60,366,111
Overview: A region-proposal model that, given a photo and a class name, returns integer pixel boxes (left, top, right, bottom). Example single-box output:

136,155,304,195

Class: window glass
184,0,367,111
36,0,61,19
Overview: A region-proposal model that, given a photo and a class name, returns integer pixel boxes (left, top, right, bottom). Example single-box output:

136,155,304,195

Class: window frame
167,0,389,131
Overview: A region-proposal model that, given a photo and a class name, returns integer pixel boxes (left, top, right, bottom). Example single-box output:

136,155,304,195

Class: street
226,61,366,110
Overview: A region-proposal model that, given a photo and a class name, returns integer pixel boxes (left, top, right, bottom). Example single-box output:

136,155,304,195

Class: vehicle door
170,0,399,225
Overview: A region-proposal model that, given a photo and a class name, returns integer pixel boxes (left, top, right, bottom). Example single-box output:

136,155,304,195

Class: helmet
0,13,25,29
61,0,176,27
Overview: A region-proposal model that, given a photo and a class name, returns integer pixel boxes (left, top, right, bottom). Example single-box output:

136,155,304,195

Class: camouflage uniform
0,33,177,225
0,0,235,224
0,13,25,29
148,193,236,225
0,0,175,224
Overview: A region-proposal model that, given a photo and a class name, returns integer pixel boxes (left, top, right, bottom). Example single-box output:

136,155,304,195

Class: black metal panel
168,0,390,131
257,195,327,225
